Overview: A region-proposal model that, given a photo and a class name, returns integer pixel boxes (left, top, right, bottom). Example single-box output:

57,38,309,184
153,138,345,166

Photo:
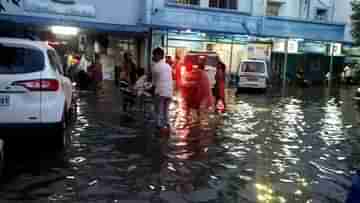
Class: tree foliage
0,0,21,12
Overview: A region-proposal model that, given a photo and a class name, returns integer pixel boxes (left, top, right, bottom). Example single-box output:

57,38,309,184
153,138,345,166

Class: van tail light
13,79,59,91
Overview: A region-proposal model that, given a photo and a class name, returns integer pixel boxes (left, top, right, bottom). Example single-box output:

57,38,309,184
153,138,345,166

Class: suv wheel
55,111,67,150
69,99,77,124
0,140,4,177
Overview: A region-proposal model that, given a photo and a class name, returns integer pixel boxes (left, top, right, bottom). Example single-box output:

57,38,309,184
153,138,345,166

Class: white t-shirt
206,66,216,88
100,54,115,80
152,60,173,98
79,55,90,72
344,66,352,78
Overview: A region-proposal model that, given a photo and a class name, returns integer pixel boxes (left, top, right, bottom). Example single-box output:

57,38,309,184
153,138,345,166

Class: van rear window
241,62,265,73
0,45,44,74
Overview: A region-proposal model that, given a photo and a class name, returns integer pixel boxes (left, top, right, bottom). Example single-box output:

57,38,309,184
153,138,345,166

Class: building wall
280,0,301,18
238,0,252,14
334,0,352,43
1,0,142,26
309,0,335,20
250,0,301,18
252,0,266,16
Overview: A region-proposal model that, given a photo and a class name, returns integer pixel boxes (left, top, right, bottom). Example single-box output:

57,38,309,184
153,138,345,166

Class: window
266,2,282,16
209,0,237,10
315,9,328,21
241,62,265,73
0,44,44,74
169,0,200,6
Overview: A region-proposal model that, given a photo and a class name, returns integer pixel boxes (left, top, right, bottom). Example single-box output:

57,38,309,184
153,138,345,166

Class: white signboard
248,44,271,60
273,40,285,53
331,43,342,56
287,40,299,54
273,39,298,54
24,0,96,18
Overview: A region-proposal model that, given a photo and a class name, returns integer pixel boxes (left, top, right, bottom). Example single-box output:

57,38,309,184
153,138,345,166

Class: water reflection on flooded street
0,86,360,202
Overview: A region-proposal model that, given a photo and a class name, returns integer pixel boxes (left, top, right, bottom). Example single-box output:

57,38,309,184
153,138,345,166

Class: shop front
262,16,346,84
271,39,344,83
151,29,272,81
0,0,147,84
145,2,346,85
146,4,264,80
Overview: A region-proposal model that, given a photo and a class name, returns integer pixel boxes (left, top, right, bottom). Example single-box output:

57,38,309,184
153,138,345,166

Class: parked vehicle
184,51,219,90
0,139,3,177
353,88,360,105
236,59,269,91
0,38,74,148
346,170,360,203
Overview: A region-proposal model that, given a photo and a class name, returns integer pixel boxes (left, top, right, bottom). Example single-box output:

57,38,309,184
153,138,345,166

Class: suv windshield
241,62,265,73
0,44,44,74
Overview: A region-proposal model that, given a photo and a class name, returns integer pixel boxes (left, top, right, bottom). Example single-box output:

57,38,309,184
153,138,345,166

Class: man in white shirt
344,65,352,85
152,47,173,128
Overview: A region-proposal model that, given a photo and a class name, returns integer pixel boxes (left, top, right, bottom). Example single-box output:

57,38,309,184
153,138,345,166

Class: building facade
143,0,347,82
0,0,352,83
0,0,148,81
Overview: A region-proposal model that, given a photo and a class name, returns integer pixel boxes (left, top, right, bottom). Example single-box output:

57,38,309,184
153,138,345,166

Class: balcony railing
167,0,200,6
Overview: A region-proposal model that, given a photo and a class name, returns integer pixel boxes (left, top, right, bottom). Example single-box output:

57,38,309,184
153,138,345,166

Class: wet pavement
1,84,360,203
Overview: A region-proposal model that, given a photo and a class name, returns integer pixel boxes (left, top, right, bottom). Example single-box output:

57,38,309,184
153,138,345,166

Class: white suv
0,38,73,147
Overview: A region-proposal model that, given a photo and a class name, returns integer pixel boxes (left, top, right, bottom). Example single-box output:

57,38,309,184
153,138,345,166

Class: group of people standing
70,51,141,95
67,53,104,92
71,47,226,130
151,47,226,130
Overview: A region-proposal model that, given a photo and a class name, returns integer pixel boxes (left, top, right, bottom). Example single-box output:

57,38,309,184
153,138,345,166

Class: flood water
0,86,360,203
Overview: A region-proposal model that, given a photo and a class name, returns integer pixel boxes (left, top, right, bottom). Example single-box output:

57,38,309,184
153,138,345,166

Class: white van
236,60,269,90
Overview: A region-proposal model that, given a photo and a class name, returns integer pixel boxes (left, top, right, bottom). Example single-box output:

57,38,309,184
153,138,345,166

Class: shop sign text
273,39,299,54
152,7,259,35
300,42,327,54
330,43,342,56
25,0,96,18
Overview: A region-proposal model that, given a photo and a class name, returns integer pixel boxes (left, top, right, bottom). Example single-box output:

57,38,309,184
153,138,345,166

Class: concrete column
329,43,334,87
200,0,208,8
144,38,150,75
143,0,152,24
283,39,289,87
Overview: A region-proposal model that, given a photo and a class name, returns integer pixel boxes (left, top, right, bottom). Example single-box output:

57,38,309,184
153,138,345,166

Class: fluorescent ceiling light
51,26,79,35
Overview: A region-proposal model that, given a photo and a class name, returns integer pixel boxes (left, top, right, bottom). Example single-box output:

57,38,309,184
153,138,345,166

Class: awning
0,13,148,34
